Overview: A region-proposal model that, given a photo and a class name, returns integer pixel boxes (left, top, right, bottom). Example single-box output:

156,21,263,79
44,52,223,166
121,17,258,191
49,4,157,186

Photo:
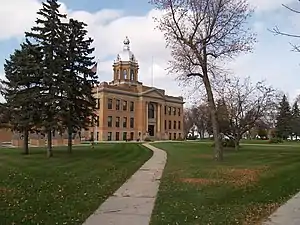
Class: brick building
85,37,184,141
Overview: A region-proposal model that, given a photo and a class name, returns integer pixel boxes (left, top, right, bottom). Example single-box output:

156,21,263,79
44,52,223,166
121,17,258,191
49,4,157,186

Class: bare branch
282,3,300,14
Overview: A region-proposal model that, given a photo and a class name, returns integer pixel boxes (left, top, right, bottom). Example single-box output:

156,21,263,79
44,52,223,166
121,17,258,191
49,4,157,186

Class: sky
1,0,300,104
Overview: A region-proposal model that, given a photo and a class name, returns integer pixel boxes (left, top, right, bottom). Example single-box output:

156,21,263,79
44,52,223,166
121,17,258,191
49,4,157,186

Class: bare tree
150,0,256,160
270,2,300,51
216,76,277,150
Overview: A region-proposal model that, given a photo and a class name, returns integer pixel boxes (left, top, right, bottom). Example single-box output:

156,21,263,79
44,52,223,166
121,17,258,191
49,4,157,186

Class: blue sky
1,0,300,103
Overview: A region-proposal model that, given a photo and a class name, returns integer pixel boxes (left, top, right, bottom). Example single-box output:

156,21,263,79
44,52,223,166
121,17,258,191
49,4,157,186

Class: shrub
144,137,152,142
177,136,184,141
186,135,197,140
224,138,235,148
268,137,283,144
212,138,236,148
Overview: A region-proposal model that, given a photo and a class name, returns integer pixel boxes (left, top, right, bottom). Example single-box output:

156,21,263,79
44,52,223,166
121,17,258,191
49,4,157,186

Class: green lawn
0,143,152,225
150,142,300,225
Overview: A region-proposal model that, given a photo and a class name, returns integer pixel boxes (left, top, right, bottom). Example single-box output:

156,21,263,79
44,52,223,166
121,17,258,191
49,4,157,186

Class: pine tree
58,19,98,153
276,95,292,139
1,42,43,154
291,101,300,139
25,0,67,157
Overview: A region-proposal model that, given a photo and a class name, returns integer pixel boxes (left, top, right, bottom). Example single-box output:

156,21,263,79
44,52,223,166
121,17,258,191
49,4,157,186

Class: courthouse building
0,37,184,146
86,37,184,141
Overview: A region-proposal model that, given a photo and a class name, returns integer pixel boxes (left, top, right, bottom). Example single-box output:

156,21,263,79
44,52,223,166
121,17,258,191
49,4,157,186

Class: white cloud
0,0,40,40
0,0,299,104
249,0,294,12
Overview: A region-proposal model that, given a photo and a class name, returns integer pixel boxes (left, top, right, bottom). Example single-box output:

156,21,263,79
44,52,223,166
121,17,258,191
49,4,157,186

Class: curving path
82,143,167,225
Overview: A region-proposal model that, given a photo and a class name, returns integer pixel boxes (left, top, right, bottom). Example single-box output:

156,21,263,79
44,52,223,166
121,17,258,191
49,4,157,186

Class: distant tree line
0,0,98,156
183,75,300,150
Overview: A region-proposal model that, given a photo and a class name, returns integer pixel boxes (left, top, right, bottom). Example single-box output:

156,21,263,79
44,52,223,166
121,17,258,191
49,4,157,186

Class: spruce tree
1,42,42,154
291,101,300,139
25,0,67,157
275,95,292,139
58,19,98,153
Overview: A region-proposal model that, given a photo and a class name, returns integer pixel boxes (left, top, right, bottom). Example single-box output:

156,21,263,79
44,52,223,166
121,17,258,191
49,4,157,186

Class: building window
116,132,120,141
95,98,100,109
108,116,112,127
178,121,181,129
179,133,182,138
130,101,134,112
164,120,167,130
123,132,127,140
123,69,127,79
168,107,171,115
169,133,172,140
108,132,112,141
130,132,134,140
123,117,127,128
148,103,155,118
173,107,176,116
108,98,112,109
130,69,134,80
116,117,120,127
164,106,167,115
123,101,127,111
116,99,120,110
178,108,181,116
96,132,99,141
173,121,176,129
174,133,177,140
130,117,134,128
168,120,171,129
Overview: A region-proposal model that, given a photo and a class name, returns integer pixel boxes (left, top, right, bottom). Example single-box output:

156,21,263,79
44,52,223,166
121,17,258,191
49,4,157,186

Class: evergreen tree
275,95,292,139
1,42,42,154
25,0,67,157
58,19,98,153
291,101,300,139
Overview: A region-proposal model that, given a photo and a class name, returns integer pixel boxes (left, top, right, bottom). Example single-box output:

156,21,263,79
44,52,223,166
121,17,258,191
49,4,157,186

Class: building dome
115,36,137,63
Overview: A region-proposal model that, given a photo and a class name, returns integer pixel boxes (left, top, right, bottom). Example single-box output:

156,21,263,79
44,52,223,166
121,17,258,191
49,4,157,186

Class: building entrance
148,125,155,137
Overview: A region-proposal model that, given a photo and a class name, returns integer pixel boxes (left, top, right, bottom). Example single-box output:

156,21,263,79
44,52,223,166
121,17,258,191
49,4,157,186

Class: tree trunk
234,138,240,151
47,130,53,157
67,126,72,154
203,75,223,161
23,129,29,155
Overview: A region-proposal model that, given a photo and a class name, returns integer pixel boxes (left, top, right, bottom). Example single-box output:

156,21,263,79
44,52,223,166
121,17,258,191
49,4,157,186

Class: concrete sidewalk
82,143,167,225
262,191,300,225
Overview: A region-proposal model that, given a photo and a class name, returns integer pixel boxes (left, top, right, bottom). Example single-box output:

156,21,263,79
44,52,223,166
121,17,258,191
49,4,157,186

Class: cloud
0,0,299,104
0,0,40,41
249,0,294,12
67,8,180,95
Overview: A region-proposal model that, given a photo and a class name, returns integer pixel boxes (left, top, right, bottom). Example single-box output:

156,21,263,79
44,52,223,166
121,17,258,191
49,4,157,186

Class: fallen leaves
180,166,269,187
193,154,213,159
180,178,219,185
0,187,14,194
216,167,268,187
242,203,281,225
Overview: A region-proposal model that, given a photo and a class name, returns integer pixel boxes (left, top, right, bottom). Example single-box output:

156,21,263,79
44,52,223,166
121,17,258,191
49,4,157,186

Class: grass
150,142,300,225
0,143,152,225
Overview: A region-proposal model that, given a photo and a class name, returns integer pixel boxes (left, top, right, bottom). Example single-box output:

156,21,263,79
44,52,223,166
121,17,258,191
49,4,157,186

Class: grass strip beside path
150,142,300,225
0,143,152,225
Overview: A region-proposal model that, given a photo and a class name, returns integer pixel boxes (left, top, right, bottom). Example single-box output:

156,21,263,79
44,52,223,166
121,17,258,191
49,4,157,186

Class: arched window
130,69,134,80
148,103,155,118
123,69,127,79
